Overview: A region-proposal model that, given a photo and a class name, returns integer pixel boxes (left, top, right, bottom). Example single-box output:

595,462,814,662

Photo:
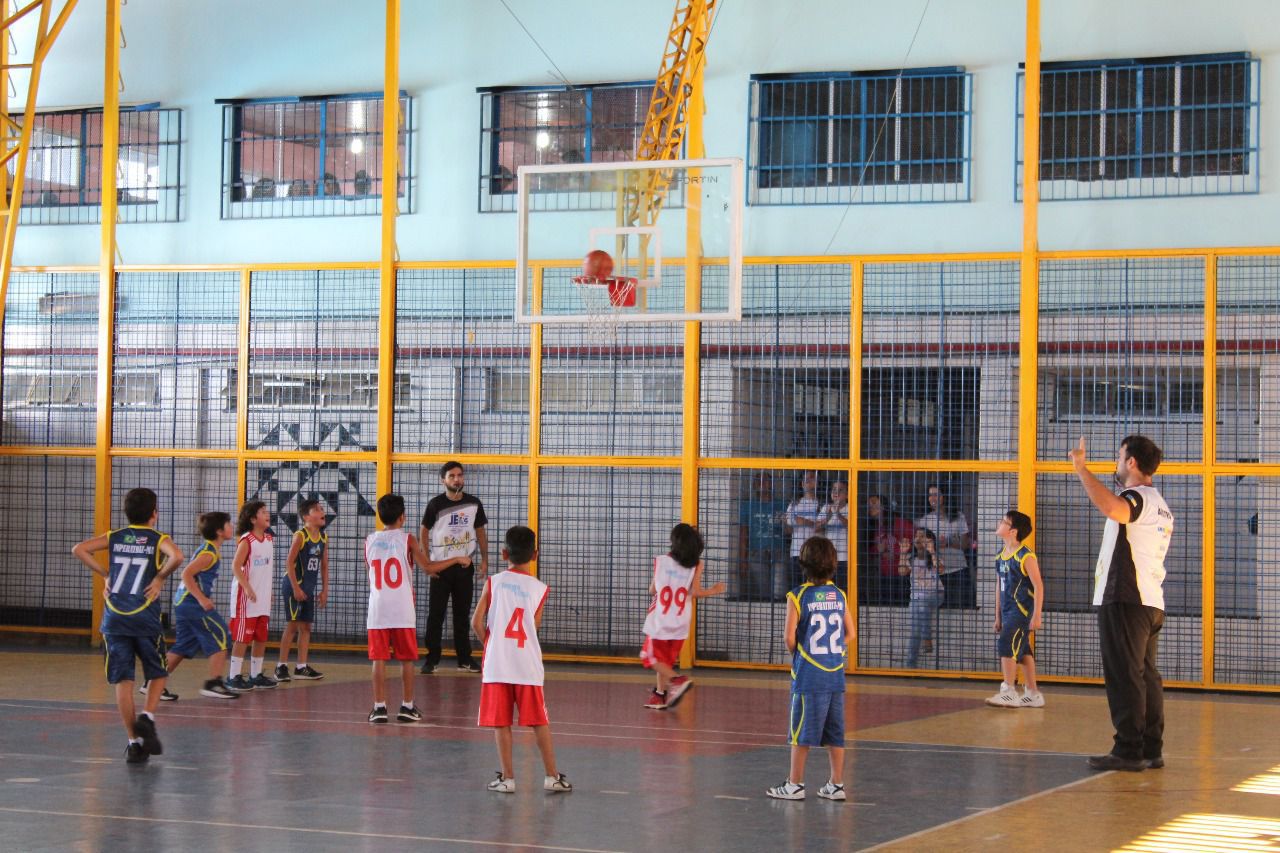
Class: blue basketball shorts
281,578,316,623
103,633,167,684
998,616,1035,661
788,690,845,748
170,610,231,659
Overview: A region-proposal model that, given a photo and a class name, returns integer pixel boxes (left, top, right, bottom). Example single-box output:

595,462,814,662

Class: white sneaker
544,773,572,793
766,780,805,800
1019,689,1045,708
817,781,846,801
985,682,1020,708
487,772,514,793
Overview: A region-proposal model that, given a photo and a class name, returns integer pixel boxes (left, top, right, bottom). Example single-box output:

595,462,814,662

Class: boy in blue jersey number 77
73,487,184,764
767,535,854,802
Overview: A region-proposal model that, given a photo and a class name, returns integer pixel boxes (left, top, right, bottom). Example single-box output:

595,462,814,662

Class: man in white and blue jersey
164,512,239,699
767,536,854,802
73,487,184,764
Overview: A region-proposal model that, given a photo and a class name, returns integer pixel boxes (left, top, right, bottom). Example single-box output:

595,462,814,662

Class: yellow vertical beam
375,0,400,511
235,267,250,508
848,260,864,671
1017,0,1041,529
91,0,122,643
1201,253,1217,687
528,266,544,577
679,25,706,671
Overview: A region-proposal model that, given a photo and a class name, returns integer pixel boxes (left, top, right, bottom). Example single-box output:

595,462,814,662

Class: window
486,368,681,413
223,370,409,410
2,371,97,406
10,106,181,224
748,69,971,205
1018,53,1258,200
220,92,412,219
1053,369,1203,420
478,83,651,212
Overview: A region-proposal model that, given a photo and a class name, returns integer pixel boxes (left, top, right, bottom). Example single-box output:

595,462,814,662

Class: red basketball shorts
367,627,418,661
477,682,549,727
230,614,269,644
640,635,683,669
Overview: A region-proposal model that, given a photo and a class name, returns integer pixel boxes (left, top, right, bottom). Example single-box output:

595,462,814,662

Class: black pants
424,564,475,666
1098,602,1165,761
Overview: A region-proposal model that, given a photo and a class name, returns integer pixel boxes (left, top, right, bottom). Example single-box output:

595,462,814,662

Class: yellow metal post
528,267,544,576
235,268,250,508
1017,0,1041,531
848,260,864,670
375,0,400,512
1202,253,1217,687
91,0,121,643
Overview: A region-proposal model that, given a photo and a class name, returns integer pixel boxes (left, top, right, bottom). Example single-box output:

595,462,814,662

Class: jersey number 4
369,557,404,589
807,612,845,656
504,608,528,648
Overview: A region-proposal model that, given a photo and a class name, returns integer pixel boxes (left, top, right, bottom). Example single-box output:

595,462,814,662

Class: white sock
374,702,386,710
999,681,1011,692
140,710,155,721
229,656,243,677
296,661,306,669
130,737,143,746
250,657,264,678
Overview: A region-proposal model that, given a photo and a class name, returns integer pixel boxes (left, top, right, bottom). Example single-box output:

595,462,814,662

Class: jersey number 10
369,557,404,589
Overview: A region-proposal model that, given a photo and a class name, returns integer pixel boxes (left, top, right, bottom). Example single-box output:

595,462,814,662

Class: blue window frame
748,68,971,205
1017,53,1259,200
478,82,652,212
219,92,413,219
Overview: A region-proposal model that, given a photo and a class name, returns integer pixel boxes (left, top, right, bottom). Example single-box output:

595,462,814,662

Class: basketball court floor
1,647,1277,852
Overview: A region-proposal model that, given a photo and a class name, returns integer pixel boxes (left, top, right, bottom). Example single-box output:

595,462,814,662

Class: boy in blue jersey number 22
767,535,854,802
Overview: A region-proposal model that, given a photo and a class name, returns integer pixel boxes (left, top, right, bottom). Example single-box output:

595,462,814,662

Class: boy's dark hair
505,525,537,565
1121,435,1163,476
124,487,158,525
376,493,406,526
1005,510,1032,542
298,496,322,518
198,511,231,541
669,523,704,569
798,535,838,583
440,461,463,480
236,500,266,536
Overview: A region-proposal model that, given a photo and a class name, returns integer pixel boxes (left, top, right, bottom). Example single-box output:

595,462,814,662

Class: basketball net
572,276,639,345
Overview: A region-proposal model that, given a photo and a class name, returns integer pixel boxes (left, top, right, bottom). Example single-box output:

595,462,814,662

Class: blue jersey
174,540,221,617
788,582,848,693
995,545,1037,620
101,526,169,637
284,529,327,593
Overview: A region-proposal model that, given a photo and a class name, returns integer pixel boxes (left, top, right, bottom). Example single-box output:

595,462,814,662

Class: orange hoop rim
571,275,640,287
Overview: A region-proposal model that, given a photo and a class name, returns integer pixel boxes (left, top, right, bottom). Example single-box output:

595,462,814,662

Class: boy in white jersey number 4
641,523,726,710
471,526,571,794
365,494,438,724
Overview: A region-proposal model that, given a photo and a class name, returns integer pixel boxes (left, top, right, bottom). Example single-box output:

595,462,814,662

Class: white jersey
1093,485,1173,610
231,532,273,619
365,528,417,629
481,570,548,686
642,555,696,640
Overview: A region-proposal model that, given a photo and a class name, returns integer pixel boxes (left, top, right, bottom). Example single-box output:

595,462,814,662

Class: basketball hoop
570,274,645,345
571,275,639,308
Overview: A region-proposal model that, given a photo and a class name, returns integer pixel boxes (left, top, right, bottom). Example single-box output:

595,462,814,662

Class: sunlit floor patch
1233,766,1280,796
1117,813,1280,852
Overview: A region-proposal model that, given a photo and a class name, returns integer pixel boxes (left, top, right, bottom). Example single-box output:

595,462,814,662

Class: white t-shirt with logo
1094,485,1173,610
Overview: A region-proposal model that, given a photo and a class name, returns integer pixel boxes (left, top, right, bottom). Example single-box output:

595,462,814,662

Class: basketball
583,249,613,279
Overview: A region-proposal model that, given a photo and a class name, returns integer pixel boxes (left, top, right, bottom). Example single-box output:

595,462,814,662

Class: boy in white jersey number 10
641,523,726,710
471,526,571,794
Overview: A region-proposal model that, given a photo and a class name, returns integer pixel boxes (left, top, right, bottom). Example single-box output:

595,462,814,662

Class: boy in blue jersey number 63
767,535,854,802
986,510,1046,709
73,487,184,764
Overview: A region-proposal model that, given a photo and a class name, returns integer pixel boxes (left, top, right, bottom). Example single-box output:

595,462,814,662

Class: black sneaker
368,705,389,724
138,682,179,702
397,704,423,723
227,674,254,692
1087,753,1145,772
293,664,324,680
420,662,436,674
199,679,240,700
273,664,292,683
458,661,482,673
133,715,163,756
124,742,148,764
250,673,278,690
1146,756,1165,769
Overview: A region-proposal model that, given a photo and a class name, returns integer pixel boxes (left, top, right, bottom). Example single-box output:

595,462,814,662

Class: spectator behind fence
915,483,972,608
864,494,913,606
815,481,850,592
785,471,822,590
736,472,790,601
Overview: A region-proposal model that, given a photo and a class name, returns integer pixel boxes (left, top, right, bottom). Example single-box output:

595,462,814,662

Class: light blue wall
12,0,1280,267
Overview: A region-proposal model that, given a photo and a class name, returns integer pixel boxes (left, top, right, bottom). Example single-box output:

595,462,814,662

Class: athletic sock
229,656,243,678
140,710,155,721
250,657,264,678
374,702,386,710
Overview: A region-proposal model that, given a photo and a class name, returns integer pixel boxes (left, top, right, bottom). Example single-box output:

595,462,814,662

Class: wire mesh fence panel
393,463,527,661
536,467,680,656
113,272,240,450
695,467,815,666
247,270,379,453
1038,258,1204,463
1034,473,1202,683
1217,256,1280,464
855,470,1015,673
539,315,684,459
2,272,99,447
702,264,849,459
394,268,529,456
243,460,378,646
863,261,1020,461
110,458,239,635
0,456,96,628
1214,476,1277,686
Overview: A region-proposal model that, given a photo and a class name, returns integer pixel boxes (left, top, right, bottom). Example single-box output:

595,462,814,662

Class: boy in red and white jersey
641,523,726,710
470,526,570,794
227,501,277,692
365,494,437,724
